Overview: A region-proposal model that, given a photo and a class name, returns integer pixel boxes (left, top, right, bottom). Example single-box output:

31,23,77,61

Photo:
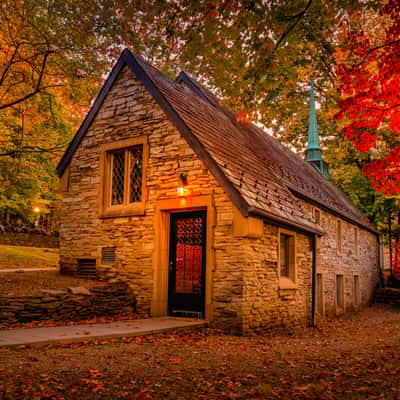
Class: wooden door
168,210,206,318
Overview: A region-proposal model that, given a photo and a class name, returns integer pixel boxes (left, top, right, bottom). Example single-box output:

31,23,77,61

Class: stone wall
0,282,136,327
60,66,245,331
301,201,379,317
241,224,313,333
0,231,59,248
239,203,378,332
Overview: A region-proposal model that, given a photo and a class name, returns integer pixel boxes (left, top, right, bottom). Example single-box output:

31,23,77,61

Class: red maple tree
336,0,400,282
335,0,400,195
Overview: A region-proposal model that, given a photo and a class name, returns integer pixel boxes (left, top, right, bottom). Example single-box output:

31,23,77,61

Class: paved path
0,317,206,347
0,267,57,273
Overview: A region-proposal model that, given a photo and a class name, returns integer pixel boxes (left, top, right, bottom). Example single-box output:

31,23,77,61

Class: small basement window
102,247,116,265
77,259,97,279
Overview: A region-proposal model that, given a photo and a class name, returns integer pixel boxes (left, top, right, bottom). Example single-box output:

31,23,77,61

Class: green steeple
306,79,327,176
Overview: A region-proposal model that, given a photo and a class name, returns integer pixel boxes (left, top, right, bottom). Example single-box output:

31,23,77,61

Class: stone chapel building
57,49,380,333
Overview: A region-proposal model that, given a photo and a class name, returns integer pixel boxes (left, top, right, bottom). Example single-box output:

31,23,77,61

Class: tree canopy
0,0,396,231
335,0,400,195
0,0,121,218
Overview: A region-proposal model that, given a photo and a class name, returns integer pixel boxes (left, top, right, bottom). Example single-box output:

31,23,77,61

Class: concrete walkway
0,317,206,347
0,267,57,273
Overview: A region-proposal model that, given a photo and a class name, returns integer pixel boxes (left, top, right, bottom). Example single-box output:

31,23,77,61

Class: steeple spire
306,79,328,177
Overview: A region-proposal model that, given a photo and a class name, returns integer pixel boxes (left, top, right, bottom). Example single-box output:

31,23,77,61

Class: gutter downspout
311,233,317,327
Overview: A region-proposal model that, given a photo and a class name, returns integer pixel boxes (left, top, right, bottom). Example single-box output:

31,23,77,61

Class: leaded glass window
129,146,143,203
111,151,125,205
108,145,143,207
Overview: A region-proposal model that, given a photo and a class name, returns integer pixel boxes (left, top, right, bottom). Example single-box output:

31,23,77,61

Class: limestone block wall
301,201,379,317
241,223,313,333
59,66,245,330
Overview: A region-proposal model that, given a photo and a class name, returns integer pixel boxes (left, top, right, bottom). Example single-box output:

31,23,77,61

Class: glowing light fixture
177,173,188,196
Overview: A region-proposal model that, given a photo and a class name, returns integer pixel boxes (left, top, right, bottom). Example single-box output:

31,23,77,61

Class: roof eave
288,187,380,236
248,206,325,236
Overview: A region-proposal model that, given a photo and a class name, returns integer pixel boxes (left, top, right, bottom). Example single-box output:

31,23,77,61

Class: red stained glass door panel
168,211,206,318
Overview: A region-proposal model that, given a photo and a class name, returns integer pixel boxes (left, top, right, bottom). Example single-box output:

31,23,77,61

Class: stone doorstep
0,317,207,348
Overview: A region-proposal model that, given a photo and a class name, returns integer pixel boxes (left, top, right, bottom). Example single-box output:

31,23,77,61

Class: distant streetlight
33,207,40,228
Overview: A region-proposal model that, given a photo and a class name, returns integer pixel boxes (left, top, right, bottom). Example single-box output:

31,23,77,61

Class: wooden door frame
152,195,215,320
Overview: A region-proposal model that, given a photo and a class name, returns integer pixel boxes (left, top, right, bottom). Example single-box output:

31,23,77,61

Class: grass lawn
0,245,97,296
0,244,58,269
0,305,399,399
0,270,97,296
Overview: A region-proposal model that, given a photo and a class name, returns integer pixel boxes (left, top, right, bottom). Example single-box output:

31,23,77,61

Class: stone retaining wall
0,282,136,327
0,232,59,248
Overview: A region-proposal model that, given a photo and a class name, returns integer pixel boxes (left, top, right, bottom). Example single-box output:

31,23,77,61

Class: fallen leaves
1,306,400,399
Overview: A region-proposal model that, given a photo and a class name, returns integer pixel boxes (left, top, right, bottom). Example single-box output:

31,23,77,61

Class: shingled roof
57,49,378,236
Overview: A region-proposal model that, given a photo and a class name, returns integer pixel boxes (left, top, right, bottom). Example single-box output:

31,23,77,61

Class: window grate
129,146,143,203
102,247,116,265
78,259,97,279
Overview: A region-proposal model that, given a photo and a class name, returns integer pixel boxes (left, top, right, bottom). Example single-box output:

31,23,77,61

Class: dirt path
1,305,399,399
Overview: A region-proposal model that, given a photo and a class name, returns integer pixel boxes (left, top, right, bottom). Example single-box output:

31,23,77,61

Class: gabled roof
57,49,378,236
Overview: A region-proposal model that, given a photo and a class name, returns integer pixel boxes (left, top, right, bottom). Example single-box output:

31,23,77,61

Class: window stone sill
279,277,297,290
279,278,297,297
99,203,145,219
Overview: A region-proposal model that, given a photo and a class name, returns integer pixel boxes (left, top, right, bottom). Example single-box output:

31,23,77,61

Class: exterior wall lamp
177,172,188,196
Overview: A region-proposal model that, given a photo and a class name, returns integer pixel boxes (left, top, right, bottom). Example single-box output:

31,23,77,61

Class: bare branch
0,144,64,157
359,38,400,65
0,50,60,111
271,0,313,57
0,42,23,87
